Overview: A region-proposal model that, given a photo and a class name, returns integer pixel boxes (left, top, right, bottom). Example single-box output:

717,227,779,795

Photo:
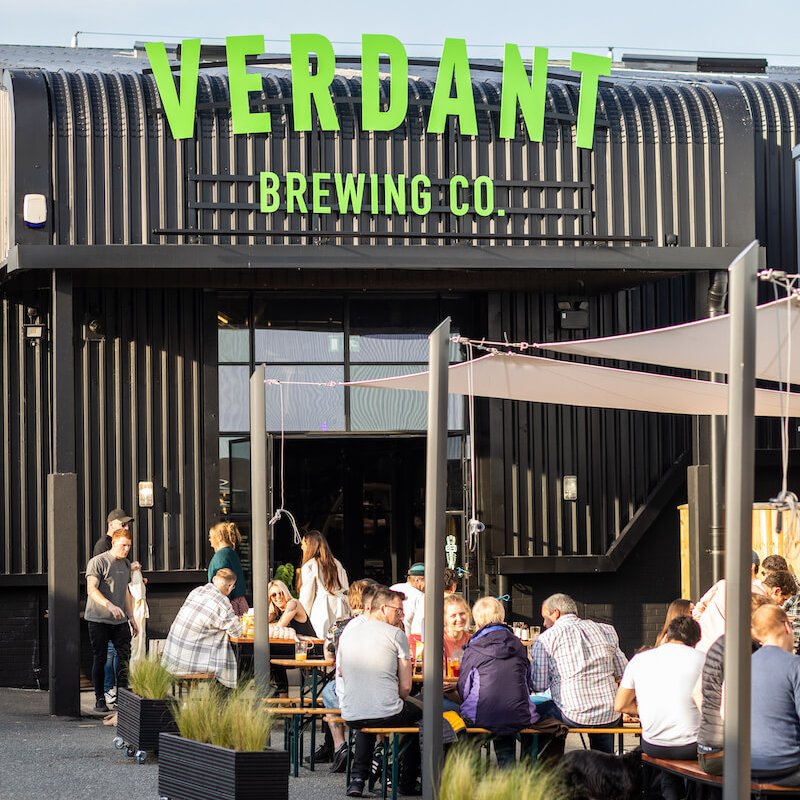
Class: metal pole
250,365,270,696
722,241,759,800
709,270,729,583
422,318,450,800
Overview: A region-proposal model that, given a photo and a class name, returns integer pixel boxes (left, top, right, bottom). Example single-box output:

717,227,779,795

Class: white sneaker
104,689,117,707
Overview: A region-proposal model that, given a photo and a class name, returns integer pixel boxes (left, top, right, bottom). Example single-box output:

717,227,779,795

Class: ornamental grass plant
439,746,567,800
172,682,273,752
127,654,175,700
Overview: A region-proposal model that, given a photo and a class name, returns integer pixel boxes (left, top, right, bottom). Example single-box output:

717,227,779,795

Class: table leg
293,715,300,778
310,667,318,770
391,734,399,800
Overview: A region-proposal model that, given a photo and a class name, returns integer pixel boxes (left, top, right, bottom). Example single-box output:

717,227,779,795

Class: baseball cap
107,508,134,525
752,550,760,568
408,563,425,577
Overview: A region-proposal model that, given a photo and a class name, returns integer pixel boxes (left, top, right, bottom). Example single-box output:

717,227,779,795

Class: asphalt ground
0,687,640,800
0,687,358,800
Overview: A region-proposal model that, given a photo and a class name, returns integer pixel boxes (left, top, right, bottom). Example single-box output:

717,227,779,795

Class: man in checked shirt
530,593,628,753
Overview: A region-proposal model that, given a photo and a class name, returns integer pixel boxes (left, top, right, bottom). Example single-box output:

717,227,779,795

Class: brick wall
1,583,199,688
0,588,48,688
507,489,684,658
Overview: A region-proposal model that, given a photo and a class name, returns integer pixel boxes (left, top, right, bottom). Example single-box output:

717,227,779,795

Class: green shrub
128,655,175,700
440,745,567,800
273,563,297,597
172,682,274,752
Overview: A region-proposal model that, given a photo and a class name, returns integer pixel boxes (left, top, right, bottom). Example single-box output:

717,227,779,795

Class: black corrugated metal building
0,44,798,688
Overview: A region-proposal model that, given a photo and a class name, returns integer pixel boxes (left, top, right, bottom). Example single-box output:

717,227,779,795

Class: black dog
560,747,643,800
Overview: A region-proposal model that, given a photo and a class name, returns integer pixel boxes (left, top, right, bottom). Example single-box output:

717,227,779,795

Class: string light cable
264,378,302,545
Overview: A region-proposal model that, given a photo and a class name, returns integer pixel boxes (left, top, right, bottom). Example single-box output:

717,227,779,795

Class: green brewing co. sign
146,35,611,218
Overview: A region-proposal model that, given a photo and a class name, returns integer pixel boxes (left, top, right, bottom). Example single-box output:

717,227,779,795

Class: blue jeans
104,642,118,693
321,678,338,709
535,700,620,754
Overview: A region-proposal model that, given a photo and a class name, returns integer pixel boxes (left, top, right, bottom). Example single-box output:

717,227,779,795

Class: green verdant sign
145,35,611,149
146,35,611,218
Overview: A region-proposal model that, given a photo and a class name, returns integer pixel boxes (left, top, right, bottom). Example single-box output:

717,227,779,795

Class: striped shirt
530,614,627,725
162,583,243,688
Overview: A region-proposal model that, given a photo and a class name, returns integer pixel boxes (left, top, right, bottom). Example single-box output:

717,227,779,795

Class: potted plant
439,746,568,800
113,655,177,763
158,684,288,800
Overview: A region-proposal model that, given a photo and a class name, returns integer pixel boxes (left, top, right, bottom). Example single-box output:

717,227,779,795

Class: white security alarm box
23,194,47,227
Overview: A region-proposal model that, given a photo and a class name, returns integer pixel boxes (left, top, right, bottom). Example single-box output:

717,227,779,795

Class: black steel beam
51,271,75,472
48,269,79,716
6,244,747,273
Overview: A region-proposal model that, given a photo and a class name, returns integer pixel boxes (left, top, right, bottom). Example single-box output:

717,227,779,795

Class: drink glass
295,640,312,661
447,657,461,678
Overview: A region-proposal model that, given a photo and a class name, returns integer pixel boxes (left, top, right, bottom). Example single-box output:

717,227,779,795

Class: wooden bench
347,724,564,800
642,754,800,797
270,706,342,776
171,672,215,698
569,725,642,755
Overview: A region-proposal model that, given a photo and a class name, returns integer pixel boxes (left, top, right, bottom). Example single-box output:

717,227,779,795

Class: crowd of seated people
160,527,800,798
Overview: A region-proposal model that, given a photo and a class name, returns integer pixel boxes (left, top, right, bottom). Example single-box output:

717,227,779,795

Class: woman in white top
615,615,705,800
297,530,350,638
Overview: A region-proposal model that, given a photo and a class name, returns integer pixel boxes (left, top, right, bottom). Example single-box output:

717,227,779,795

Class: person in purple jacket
457,596,539,766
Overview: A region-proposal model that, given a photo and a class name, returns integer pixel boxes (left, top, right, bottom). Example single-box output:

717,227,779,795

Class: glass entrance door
270,438,426,586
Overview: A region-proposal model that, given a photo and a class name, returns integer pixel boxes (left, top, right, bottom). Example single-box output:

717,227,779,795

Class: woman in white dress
297,530,350,638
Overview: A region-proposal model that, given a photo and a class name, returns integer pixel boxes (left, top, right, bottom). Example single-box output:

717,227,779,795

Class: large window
217,294,470,435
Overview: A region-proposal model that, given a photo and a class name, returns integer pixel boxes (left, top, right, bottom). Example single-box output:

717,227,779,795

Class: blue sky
1,0,800,65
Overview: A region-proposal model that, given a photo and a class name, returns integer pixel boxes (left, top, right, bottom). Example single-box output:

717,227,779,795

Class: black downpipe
708,270,728,582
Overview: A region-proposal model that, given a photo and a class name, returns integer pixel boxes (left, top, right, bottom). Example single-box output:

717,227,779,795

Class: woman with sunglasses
267,579,317,698
268,579,317,638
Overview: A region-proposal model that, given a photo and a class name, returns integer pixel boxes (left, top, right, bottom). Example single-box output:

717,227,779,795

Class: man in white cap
390,563,425,638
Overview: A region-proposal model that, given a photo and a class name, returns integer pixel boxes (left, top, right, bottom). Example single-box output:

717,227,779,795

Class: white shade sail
347,351,800,416
538,296,800,384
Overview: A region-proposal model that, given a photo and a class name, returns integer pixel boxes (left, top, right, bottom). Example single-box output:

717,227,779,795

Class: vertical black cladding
481,274,695,569
74,287,205,573
0,292,51,577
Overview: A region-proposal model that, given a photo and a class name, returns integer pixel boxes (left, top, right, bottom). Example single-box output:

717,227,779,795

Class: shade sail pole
422,318,450,800
723,241,759,800
250,365,271,696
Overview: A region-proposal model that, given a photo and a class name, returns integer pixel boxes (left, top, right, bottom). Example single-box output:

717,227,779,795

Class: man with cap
85,526,138,713
94,508,135,556
391,563,425,638
92,508,139,709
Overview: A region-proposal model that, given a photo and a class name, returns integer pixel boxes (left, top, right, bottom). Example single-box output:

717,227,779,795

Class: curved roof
0,44,796,260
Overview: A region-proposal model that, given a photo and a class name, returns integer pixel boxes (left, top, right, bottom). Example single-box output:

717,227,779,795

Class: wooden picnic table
270,658,334,771
229,636,325,645
412,674,458,685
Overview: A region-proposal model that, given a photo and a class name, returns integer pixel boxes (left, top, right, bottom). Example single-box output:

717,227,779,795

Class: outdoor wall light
83,314,104,342
563,475,578,501
557,300,590,330
138,481,154,508
23,306,46,343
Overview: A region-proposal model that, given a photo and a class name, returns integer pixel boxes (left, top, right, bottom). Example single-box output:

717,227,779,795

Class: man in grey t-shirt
338,587,421,797
85,529,138,713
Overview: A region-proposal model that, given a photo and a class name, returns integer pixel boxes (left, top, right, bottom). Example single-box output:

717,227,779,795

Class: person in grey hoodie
457,597,539,766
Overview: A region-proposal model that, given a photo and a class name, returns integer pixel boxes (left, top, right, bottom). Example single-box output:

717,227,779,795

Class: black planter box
158,733,290,800
116,688,177,752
